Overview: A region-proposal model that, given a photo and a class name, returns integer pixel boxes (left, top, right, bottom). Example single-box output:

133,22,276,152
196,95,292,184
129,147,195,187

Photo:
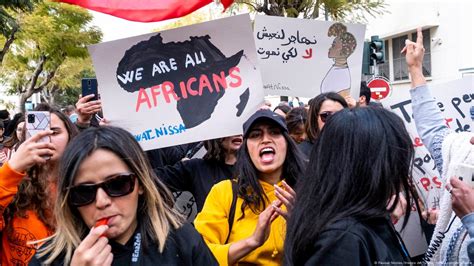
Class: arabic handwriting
281,30,317,46
258,48,281,60
302,48,313,59
282,47,298,63
256,27,286,40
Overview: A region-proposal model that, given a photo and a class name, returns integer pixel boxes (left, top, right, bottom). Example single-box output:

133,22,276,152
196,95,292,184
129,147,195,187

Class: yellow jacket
194,179,286,266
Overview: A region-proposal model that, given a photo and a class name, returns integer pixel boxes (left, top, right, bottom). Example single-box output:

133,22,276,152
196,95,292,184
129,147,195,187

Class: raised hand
401,27,426,87
76,94,102,125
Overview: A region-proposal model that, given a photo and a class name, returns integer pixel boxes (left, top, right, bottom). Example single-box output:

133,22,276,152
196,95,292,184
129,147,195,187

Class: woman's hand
8,130,55,173
387,193,407,224
99,118,110,127
401,27,426,88
71,225,113,266
76,95,102,125
273,181,296,219
422,208,439,225
344,95,357,109
450,177,474,219
247,204,279,248
228,204,279,265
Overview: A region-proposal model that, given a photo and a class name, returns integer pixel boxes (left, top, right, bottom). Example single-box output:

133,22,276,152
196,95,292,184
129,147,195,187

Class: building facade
364,0,473,89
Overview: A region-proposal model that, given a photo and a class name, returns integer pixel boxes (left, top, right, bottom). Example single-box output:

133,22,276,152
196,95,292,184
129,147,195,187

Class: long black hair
285,107,414,265
234,120,305,216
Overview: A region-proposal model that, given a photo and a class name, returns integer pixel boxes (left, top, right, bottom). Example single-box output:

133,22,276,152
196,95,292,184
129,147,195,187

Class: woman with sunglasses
0,105,78,265
285,107,413,265
30,126,217,265
299,92,348,158
194,109,305,265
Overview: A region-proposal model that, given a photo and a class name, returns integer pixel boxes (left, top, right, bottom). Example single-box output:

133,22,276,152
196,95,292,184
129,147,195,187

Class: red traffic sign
367,77,392,100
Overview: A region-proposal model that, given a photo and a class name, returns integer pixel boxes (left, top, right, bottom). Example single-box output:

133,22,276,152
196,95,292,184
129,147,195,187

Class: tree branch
0,27,18,64
26,54,46,93
33,66,58,94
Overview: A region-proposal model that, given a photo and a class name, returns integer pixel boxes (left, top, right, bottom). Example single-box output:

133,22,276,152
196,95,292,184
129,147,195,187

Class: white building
365,0,473,89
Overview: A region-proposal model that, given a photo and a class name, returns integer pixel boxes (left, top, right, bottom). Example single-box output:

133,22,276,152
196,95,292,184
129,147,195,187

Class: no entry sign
367,77,392,100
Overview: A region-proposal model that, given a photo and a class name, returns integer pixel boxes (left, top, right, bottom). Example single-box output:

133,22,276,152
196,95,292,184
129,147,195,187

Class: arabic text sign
88,14,264,150
254,15,366,98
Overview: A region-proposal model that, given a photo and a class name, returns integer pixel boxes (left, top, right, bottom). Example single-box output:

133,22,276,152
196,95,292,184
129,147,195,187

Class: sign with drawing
88,14,265,150
254,15,366,98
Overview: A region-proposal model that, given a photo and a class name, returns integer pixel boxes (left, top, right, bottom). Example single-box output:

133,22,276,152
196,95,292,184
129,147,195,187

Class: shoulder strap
225,180,238,244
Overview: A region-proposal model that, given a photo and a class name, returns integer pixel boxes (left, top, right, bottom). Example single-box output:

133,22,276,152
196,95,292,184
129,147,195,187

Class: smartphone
455,163,474,188
26,111,51,143
81,78,98,101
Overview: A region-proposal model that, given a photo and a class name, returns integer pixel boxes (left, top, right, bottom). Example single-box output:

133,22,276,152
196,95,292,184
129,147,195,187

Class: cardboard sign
254,15,365,99
88,14,264,150
382,76,474,256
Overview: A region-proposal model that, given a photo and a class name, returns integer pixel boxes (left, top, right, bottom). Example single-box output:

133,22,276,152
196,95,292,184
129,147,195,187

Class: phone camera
27,114,35,123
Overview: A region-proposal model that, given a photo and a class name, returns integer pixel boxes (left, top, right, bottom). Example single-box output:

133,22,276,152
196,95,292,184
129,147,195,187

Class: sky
90,10,171,42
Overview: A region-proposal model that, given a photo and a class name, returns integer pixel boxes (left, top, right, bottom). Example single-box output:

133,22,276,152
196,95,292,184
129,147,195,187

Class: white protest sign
88,14,264,150
382,76,474,257
254,15,365,99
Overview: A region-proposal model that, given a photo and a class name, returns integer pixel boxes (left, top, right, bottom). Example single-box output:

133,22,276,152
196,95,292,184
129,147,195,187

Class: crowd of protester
0,28,473,265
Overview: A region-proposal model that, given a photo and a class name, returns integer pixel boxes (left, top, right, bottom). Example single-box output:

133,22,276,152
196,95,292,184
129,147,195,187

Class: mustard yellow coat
194,179,286,266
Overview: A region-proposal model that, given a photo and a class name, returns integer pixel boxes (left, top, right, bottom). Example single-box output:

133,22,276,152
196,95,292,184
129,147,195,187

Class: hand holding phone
26,111,51,143
454,163,474,188
82,78,99,102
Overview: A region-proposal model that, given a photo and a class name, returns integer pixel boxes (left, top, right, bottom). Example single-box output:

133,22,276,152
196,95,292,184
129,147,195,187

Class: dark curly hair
203,138,226,162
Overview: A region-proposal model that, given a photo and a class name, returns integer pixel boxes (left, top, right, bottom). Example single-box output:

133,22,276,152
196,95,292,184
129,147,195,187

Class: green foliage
0,0,102,111
0,0,38,36
236,0,387,23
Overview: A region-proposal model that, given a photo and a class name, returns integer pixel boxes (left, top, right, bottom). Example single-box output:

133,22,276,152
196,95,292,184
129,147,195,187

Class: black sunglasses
319,111,334,123
67,173,136,207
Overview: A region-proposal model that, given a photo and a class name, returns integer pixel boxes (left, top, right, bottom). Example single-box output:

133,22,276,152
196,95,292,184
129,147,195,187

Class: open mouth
259,147,275,163
231,137,243,146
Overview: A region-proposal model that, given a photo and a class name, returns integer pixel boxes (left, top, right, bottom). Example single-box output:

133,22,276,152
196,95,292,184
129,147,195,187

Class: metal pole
373,57,378,77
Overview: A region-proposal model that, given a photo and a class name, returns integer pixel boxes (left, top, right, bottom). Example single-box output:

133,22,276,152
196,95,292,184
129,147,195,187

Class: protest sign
382,76,473,257
88,14,264,150
254,15,365,99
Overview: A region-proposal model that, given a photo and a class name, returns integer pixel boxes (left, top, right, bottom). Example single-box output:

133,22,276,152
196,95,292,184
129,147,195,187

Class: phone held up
81,78,98,102
26,111,51,143
455,163,474,188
